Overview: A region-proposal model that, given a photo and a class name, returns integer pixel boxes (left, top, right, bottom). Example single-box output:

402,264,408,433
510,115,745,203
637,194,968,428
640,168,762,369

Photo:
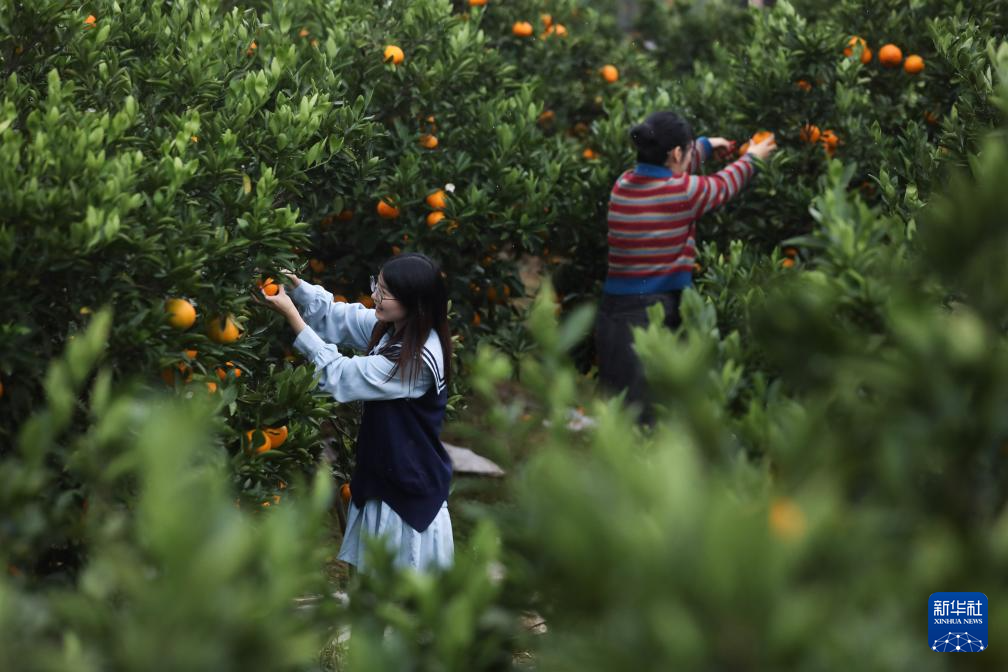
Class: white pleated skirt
337,498,454,573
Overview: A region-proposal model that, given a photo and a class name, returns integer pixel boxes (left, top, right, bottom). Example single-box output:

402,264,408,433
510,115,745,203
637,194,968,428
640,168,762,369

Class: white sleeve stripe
421,349,446,390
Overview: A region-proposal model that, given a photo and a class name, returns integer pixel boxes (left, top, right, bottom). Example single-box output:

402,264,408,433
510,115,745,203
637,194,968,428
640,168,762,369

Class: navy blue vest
349,345,451,532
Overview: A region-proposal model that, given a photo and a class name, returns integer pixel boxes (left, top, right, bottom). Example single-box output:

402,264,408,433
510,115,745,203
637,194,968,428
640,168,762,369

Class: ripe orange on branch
600,65,619,83
377,199,400,219
878,44,903,67
207,316,241,343
799,124,821,145
425,189,447,209
426,211,446,228
419,134,439,149
165,298,197,330
820,129,840,157
512,22,534,38
904,55,925,74
383,45,404,65
245,429,272,454
844,36,872,63
264,426,288,450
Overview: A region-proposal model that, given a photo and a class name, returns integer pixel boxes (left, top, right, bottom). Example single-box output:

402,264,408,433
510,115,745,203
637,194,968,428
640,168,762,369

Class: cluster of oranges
165,298,241,345
425,187,457,233
244,426,289,455
162,298,245,393
512,14,568,39
799,124,840,158
844,37,925,74
161,294,291,459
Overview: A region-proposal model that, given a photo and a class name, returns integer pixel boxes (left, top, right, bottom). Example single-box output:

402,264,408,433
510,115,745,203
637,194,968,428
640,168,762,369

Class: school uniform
289,280,453,573
596,137,758,422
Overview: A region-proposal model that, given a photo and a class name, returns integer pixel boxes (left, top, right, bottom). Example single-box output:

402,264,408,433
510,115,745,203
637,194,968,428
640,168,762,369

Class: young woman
255,252,454,573
595,110,777,424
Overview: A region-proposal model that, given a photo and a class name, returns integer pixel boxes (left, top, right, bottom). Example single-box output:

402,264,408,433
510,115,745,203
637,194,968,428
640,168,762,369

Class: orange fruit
419,133,439,149
582,148,598,160
332,294,348,303
337,209,354,221
383,45,404,65
377,199,400,219
165,298,197,330
769,497,807,540
246,41,257,56
600,64,619,83
309,258,326,273
206,381,218,393
160,362,193,386
781,258,795,269
904,55,924,74
512,21,534,38
391,245,402,256
739,130,774,156
469,0,486,6
84,14,97,28
359,294,375,308
245,429,272,454
799,124,821,145
340,482,352,505
878,43,903,67
184,349,198,360
259,277,279,296
215,361,243,380
425,189,447,209
543,24,568,38
485,286,499,303
844,36,872,64
299,28,310,38
426,211,446,228
796,79,812,92
541,13,553,28
537,109,556,125
784,247,798,259
206,316,241,343
264,426,289,449
819,130,840,157
471,313,482,326
502,285,511,298
923,111,939,125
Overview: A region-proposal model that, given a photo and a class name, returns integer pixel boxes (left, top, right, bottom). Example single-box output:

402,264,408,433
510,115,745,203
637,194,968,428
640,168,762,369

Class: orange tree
0,0,655,577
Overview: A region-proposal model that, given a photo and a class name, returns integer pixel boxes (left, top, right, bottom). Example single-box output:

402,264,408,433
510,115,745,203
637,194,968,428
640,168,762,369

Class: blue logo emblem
929,592,987,652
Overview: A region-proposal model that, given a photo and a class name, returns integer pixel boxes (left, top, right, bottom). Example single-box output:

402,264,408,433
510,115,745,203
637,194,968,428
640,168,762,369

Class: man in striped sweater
596,111,777,424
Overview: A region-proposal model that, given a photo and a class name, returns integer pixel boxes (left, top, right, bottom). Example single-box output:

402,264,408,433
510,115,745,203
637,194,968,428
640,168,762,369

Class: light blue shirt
289,280,443,403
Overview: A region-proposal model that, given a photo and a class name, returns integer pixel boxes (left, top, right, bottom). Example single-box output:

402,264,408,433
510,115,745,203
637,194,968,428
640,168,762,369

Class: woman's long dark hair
366,253,452,390
630,111,694,165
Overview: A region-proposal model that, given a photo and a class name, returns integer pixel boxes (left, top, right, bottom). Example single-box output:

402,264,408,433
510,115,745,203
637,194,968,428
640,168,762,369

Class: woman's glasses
370,275,396,305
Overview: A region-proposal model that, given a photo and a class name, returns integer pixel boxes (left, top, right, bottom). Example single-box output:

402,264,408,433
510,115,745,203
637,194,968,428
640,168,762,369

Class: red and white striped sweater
603,137,758,295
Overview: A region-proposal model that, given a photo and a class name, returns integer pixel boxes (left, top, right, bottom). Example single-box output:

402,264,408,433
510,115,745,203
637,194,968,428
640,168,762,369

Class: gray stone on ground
444,442,506,477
